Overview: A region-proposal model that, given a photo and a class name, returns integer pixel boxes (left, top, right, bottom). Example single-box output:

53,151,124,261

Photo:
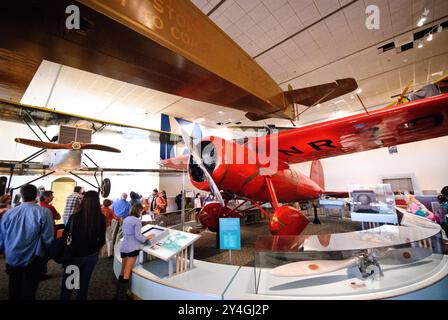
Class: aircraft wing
286,78,358,107
159,154,189,171
257,93,448,164
2,1,355,121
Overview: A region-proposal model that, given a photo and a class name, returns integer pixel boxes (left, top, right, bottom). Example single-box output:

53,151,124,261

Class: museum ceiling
13,0,448,129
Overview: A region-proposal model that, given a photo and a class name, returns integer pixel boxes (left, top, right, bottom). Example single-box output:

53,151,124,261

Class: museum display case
253,224,446,298
348,184,398,223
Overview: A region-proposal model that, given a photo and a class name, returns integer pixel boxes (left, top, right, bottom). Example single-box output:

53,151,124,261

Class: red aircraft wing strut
265,176,280,211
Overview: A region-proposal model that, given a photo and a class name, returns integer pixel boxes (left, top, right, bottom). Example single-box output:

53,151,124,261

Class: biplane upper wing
258,93,448,164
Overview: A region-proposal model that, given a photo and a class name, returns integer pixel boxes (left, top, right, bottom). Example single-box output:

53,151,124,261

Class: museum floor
194,217,362,267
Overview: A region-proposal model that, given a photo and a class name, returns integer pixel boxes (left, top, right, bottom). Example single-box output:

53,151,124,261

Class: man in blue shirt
111,193,131,248
112,193,131,218
0,184,54,300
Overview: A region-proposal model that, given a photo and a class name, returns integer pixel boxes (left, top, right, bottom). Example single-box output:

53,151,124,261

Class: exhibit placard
219,218,241,250
348,184,398,224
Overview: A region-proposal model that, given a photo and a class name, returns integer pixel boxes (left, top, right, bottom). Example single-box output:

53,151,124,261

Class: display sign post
181,170,186,231
219,218,241,264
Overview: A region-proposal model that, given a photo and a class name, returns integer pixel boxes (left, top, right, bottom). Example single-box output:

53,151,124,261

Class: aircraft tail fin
310,160,325,190
310,160,349,198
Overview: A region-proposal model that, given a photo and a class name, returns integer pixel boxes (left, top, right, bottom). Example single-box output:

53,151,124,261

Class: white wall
158,172,204,198
292,135,448,194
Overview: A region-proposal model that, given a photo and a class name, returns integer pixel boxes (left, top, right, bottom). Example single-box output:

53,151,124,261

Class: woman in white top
115,203,152,299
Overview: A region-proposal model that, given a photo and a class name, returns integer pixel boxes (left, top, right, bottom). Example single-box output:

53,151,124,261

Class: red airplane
162,93,448,235
2,2,448,236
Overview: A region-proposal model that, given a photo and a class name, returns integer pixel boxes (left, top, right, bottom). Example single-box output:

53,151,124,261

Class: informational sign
141,225,200,261
219,218,241,250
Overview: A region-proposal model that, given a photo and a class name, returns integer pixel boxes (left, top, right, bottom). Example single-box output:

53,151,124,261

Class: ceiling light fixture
356,88,362,94
426,33,433,41
218,111,224,114
417,17,426,27
417,41,424,48
431,71,443,77
417,8,429,27
437,25,443,33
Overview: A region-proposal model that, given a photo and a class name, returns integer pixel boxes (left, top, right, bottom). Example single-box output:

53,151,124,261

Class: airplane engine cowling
188,137,259,194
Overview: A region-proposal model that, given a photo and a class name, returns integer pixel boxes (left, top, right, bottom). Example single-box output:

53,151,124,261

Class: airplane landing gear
269,206,309,235
312,201,321,224
198,202,234,232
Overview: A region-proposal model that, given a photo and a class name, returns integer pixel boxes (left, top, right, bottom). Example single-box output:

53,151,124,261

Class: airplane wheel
198,202,233,232
101,178,111,198
269,206,309,235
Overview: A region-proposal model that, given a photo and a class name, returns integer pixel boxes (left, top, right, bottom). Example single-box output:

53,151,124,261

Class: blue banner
219,218,241,250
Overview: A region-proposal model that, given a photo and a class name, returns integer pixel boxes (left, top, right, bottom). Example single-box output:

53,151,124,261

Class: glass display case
253,222,446,298
348,184,398,224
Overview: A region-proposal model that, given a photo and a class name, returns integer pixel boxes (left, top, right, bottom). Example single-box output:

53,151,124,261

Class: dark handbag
48,218,74,264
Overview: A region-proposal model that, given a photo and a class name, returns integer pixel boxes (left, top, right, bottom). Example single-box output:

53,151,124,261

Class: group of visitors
0,183,168,300
0,184,107,300
405,186,448,237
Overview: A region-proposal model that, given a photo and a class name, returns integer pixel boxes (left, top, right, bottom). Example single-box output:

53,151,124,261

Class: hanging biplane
1,1,448,236
0,99,180,197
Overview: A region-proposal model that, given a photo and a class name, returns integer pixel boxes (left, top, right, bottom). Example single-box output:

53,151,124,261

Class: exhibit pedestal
113,211,447,299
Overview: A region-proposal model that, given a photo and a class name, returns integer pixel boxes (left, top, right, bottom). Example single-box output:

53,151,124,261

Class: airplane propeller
178,128,225,206
396,81,413,104
271,247,432,277
388,82,413,107
15,138,121,153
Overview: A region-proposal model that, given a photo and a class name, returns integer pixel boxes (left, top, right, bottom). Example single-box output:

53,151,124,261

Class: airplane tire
101,178,111,198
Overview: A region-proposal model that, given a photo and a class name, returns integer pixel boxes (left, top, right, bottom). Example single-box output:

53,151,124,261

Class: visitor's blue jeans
60,252,98,300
